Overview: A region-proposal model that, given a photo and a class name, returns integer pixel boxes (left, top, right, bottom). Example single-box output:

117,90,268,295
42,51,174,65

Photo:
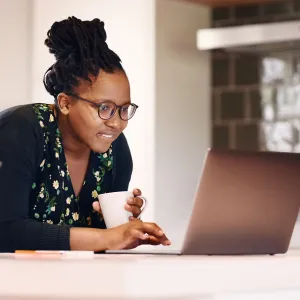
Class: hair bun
43,16,123,99
44,16,107,60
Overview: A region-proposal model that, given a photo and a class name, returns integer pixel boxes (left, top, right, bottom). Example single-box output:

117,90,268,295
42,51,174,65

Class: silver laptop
107,148,300,255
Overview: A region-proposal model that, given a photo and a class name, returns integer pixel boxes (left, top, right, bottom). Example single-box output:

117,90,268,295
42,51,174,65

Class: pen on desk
15,250,63,255
15,250,94,258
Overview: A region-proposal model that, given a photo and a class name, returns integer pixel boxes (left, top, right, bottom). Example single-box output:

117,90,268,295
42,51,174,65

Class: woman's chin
90,142,111,154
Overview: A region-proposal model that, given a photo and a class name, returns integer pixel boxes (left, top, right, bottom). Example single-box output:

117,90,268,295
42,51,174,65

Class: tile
249,89,262,119
261,56,286,85
235,55,260,86
260,121,293,152
261,85,277,105
211,93,219,121
275,84,300,119
262,1,291,16
212,50,228,59
291,54,300,84
291,121,300,146
235,123,259,151
212,125,230,149
220,91,245,120
212,57,230,87
212,21,238,28
235,4,260,19
212,7,230,22
294,0,300,12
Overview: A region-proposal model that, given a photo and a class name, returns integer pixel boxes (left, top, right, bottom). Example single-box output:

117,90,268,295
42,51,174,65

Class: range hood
196,20,300,53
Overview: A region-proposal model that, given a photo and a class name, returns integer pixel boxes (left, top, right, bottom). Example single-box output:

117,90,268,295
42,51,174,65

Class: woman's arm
69,227,109,250
0,106,70,251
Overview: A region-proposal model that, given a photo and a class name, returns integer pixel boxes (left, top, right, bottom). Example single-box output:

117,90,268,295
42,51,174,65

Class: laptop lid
181,148,300,255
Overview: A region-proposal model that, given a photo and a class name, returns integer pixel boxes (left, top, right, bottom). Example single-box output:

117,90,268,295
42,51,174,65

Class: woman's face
58,70,131,153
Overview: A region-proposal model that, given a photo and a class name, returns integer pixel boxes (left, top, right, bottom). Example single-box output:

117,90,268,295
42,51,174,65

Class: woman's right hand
104,219,171,250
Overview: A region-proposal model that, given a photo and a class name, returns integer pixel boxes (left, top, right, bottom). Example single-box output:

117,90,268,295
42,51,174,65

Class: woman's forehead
78,70,130,103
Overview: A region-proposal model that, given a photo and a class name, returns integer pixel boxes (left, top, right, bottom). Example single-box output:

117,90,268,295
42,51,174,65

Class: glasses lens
98,102,116,120
120,104,137,120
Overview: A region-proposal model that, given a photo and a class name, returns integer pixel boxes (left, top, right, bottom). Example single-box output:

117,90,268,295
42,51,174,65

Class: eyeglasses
65,93,138,121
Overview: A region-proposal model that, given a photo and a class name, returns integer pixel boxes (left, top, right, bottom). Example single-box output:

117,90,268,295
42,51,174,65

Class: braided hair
43,16,124,99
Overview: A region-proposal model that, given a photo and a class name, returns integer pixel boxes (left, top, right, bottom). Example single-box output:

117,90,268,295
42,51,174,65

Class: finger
128,229,160,246
142,223,171,246
142,235,161,246
127,197,143,208
124,204,141,217
92,201,101,212
131,229,148,241
133,188,142,196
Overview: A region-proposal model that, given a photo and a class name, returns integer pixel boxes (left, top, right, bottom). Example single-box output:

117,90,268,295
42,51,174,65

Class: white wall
155,0,211,248
0,0,32,110
31,0,156,222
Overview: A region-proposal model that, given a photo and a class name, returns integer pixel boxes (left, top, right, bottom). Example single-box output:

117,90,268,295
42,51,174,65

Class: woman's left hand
92,188,145,221
125,188,144,221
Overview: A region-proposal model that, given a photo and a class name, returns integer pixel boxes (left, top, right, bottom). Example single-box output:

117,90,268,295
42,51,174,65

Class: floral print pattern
29,104,113,228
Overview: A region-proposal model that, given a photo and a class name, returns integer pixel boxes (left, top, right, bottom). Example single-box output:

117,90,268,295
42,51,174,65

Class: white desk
1,250,300,300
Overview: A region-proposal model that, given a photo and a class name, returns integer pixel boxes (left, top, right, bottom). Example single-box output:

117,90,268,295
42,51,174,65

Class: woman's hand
92,188,145,221
125,188,144,220
104,219,171,250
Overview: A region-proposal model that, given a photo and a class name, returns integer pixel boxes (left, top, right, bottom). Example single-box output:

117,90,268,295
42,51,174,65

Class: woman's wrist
70,227,111,252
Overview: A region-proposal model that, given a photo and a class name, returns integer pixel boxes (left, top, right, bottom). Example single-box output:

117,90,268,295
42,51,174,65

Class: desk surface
1,250,300,300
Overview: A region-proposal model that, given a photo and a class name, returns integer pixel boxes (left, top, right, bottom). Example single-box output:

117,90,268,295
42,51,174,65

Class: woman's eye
99,104,110,111
121,106,129,112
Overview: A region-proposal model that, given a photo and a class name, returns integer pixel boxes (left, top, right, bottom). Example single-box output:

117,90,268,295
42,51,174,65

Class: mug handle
135,196,148,219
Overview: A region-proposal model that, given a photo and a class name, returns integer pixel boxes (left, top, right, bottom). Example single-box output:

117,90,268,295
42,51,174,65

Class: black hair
43,16,124,99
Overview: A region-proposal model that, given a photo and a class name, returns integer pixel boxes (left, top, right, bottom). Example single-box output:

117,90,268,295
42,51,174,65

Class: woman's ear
56,93,71,115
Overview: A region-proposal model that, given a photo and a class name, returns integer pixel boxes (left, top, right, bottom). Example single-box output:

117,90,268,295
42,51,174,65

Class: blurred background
1,0,300,248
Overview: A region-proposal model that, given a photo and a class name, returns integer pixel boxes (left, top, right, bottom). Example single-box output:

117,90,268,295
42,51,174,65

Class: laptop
106,148,300,255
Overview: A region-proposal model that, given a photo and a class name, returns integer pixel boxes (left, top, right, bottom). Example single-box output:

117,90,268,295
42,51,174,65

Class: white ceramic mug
98,191,148,228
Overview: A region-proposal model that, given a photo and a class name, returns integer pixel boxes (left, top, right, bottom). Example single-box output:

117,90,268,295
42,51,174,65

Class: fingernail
128,198,134,204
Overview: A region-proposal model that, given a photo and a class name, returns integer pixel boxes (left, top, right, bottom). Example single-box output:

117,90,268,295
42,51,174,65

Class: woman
0,16,170,252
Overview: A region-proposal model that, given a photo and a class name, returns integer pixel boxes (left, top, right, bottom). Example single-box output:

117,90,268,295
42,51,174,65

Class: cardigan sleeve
0,106,70,252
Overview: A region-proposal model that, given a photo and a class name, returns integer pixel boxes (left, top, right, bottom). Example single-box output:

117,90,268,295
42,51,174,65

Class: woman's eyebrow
94,99,132,105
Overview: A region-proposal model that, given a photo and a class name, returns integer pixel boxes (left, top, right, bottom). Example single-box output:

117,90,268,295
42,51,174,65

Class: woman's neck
61,130,90,160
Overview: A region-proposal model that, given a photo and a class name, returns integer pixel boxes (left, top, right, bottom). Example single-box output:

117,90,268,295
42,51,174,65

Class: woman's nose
104,111,123,129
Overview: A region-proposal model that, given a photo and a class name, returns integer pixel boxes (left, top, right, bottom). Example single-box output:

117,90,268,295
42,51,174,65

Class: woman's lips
97,132,116,139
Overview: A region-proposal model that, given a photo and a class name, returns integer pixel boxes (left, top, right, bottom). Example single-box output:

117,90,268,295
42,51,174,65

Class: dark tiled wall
211,0,299,151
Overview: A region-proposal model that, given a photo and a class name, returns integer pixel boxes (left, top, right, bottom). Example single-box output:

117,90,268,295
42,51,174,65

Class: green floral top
29,104,113,228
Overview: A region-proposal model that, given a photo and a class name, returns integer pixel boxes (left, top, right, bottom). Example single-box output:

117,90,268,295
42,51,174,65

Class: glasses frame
65,93,138,121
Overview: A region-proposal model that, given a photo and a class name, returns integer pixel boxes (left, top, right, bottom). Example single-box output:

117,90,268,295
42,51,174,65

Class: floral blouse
29,104,113,229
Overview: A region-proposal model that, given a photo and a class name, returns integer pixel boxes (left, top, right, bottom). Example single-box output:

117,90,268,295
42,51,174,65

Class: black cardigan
0,104,133,252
